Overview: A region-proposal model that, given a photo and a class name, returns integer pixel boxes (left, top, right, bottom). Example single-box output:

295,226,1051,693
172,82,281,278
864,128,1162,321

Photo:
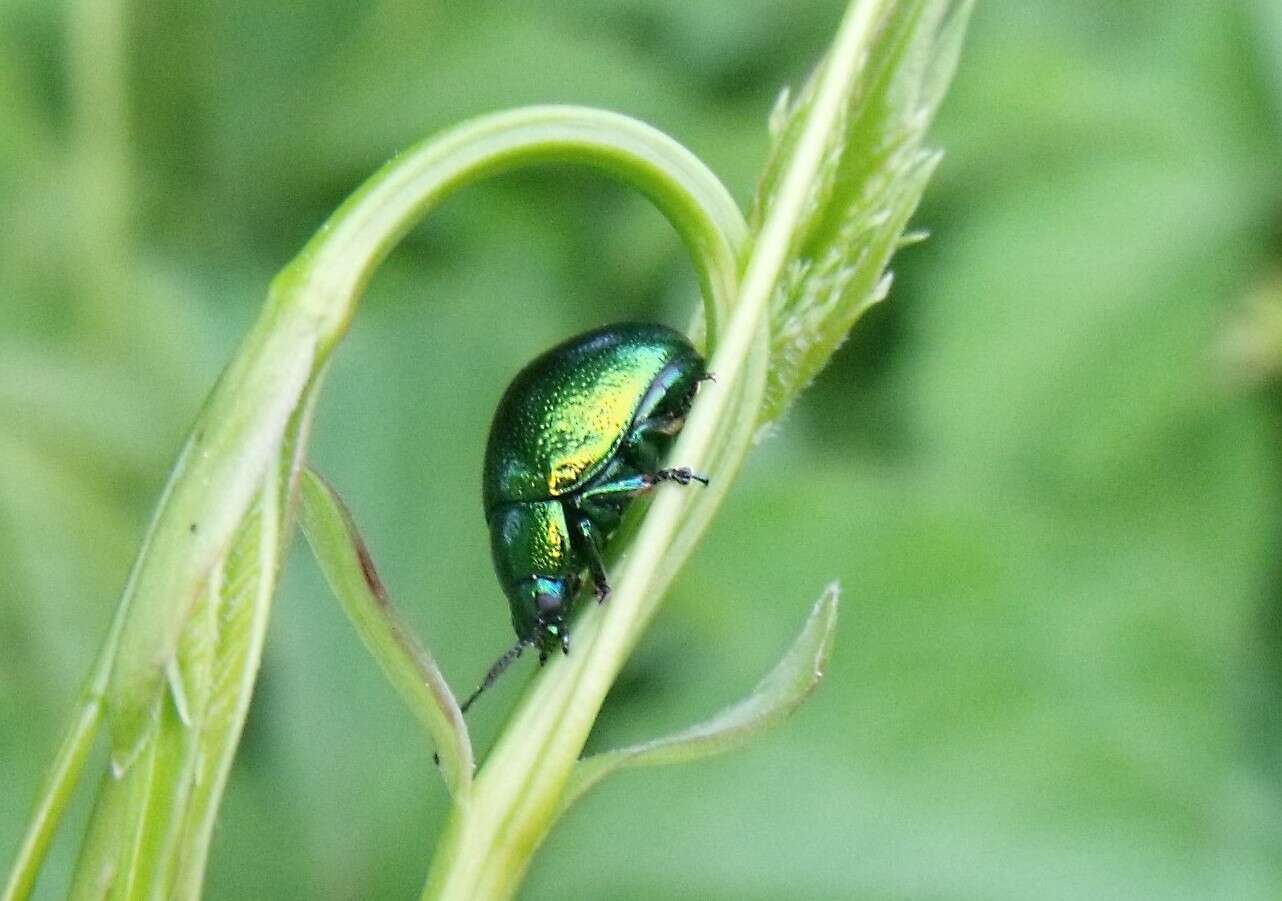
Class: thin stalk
0,28,145,886
8,102,746,899
7,0,969,892
285,105,747,354
1,635,114,901
419,3,888,897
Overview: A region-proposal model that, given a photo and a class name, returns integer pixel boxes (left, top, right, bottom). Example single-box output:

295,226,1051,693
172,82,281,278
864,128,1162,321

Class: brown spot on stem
353,534,390,608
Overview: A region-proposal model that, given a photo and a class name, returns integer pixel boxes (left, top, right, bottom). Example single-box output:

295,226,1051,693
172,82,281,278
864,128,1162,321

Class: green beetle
463,322,709,711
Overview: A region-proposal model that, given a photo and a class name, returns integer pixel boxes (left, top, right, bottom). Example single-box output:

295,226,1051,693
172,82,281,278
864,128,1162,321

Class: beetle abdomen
483,323,700,511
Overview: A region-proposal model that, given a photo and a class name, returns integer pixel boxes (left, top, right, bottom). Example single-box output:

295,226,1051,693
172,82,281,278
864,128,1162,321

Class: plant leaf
166,457,287,896
62,379,314,901
559,583,839,812
753,0,975,427
298,467,473,796
420,1,974,888
65,462,286,900
105,299,322,773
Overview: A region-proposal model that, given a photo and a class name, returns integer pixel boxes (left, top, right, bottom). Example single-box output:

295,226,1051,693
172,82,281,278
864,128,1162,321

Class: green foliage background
4,1,1282,898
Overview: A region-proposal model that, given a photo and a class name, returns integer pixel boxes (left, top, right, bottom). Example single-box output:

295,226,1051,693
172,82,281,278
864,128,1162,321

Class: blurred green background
4,1,1282,898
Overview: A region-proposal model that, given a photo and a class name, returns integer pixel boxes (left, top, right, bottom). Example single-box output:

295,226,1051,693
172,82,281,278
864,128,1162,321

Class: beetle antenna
460,639,531,714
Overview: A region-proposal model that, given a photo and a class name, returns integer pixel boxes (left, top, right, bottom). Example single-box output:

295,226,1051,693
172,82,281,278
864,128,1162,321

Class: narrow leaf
106,300,320,773
66,463,284,901
2,668,107,901
298,467,473,796
560,583,839,811
753,0,975,427
169,443,295,897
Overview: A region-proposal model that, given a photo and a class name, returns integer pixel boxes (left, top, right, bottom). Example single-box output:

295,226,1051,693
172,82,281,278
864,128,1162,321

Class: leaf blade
168,455,288,897
298,467,474,797
104,302,320,773
754,0,976,427
560,583,839,812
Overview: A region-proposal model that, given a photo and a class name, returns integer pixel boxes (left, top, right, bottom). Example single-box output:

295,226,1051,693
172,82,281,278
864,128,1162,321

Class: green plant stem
285,105,748,354
1,628,116,901
7,102,746,900
2,14,140,881
270,106,752,900
420,4,888,897
7,0,968,888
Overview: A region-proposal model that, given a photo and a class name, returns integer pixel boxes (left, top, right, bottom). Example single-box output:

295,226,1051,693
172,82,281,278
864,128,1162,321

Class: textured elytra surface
482,323,701,510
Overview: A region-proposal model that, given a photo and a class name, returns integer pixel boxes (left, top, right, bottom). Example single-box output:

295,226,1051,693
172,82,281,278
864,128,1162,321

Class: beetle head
463,573,580,716
524,575,574,658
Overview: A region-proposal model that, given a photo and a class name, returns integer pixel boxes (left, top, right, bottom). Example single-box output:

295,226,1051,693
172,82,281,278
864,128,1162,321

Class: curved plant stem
6,103,747,900
419,3,891,897
8,0,968,881
277,105,754,900
284,104,748,354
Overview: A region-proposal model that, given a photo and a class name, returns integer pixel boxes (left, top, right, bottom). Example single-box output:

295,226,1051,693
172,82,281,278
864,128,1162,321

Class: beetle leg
575,473,653,504
647,466,710,487
576,468,710,506
571,513,612,602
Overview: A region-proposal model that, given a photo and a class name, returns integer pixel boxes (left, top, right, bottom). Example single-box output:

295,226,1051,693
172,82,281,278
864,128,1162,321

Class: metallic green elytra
465,322,708,711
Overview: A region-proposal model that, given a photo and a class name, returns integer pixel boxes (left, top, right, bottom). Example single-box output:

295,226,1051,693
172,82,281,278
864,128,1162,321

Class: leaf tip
768,86,794,139
813,580,841,675
108,706,156,779
103,659,165,779
166,659,193,728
